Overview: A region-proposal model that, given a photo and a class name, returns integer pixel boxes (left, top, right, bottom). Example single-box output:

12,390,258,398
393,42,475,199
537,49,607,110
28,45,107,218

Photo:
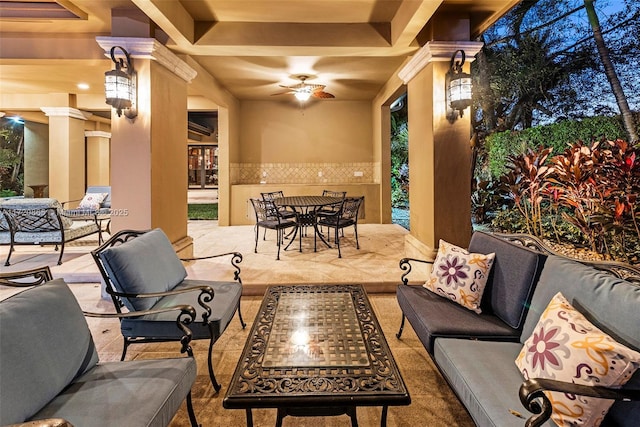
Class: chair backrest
340,197,363,221
322,190,347,198
251,198,279,222
92,228,187,312
261,191,285,202
0,279,99,425
0,198,72,232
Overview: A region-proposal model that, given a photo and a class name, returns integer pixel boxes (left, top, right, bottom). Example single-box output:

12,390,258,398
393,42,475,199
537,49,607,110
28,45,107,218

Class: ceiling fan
273,75,335,101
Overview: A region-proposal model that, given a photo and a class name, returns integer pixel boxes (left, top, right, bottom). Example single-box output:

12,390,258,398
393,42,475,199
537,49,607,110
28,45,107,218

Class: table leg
348,406,358,427
245,408,254,427
380,406,389,427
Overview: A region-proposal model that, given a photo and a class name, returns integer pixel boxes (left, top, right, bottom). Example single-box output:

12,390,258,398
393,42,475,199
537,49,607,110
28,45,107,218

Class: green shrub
485,115,633,179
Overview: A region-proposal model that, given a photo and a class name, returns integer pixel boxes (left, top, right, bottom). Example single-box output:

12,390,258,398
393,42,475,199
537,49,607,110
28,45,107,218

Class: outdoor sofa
0,267,200,427
396,231,640,426
0,198,101,266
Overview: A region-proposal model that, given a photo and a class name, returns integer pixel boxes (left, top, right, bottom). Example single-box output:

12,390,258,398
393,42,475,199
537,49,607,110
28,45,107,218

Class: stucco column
41,106,91,203
398,40,483,259
23,121,49,198
96,37,197,256
85,130,111,186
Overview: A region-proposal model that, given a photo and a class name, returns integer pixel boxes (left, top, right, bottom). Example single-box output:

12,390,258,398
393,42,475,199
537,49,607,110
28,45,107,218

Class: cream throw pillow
78,192,107,210
516,292,640,427
423,239,495,313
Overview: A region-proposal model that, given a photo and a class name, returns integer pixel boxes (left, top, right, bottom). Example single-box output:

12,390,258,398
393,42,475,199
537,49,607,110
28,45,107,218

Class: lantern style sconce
446,49,472,119
104,46,137,120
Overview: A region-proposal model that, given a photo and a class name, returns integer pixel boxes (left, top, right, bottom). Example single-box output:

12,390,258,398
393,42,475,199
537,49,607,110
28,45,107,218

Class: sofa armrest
399,257,434,285
180,251,243,283
519,378,640,427
6,418,74,427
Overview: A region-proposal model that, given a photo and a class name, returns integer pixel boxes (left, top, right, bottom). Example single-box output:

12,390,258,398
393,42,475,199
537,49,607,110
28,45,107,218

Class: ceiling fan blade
312,91,335,99
271,90,295,96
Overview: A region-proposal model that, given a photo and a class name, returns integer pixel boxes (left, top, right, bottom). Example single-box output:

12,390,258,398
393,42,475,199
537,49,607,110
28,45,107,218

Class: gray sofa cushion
520,255,640,425
434,339,554,427
468,231,546,329
99,228,187,311
120,279,242,341
30,357,197,427
521,255,640,350
0,279,99,425
396,284,520,354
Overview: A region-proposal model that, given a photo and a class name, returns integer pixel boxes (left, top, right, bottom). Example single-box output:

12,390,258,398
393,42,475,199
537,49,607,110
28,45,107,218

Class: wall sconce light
446,49,472,119
104,46,137,120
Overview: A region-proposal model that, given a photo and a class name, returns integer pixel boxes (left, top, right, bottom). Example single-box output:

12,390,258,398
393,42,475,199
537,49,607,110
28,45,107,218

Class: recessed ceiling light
77,83,90,90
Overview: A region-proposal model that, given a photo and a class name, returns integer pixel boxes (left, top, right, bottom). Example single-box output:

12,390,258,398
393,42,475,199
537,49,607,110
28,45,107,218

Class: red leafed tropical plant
500,147,553,237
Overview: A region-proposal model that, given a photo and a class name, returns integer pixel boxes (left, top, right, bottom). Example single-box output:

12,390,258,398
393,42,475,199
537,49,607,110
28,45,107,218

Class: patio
0,221,474,426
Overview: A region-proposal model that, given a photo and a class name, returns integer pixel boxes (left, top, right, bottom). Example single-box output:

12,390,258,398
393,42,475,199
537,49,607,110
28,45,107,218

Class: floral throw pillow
516,292,640,427
78,192,107,210
423,239,495,313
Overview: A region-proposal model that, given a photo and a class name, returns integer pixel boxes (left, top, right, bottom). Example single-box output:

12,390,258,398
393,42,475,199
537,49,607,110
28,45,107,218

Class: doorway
188,145,218,189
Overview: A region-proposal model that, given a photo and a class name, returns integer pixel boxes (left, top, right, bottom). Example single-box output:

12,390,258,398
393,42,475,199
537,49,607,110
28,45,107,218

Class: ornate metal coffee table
223,285,410,427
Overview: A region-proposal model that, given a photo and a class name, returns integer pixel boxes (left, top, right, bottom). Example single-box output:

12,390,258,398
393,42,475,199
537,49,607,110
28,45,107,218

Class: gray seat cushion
30,357,197,427
98,228,188,311
120,279,243,341
396,284,519,354
0,280,99,425
469,231,546,329
434,339,555,427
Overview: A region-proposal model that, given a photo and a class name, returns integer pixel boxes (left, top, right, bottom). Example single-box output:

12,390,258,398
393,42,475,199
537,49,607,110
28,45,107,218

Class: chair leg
237,301,247,329
186,391,200,427
4,244,13,266
354,224,360,249
120,338,131,361
57,241,65,265
254,225,259,253
396,314,406,339
336,227,342,258
207,337,222,392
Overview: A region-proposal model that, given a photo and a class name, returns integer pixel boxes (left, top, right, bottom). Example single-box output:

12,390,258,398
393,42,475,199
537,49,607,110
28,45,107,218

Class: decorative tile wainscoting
230,162,379,184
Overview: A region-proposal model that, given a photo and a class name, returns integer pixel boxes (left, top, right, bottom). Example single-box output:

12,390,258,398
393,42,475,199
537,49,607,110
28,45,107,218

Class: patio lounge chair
91,228,246,392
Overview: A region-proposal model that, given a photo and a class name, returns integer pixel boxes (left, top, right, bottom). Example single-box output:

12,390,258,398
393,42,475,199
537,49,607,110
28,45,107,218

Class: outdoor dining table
274,195,343,252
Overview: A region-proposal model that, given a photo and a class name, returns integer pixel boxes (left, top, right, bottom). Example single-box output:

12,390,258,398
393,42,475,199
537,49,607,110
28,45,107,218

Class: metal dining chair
316,196,363,258
250,198,298,260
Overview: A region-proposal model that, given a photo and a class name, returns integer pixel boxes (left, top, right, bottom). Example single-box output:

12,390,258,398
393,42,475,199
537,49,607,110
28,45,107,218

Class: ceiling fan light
294,90,312,101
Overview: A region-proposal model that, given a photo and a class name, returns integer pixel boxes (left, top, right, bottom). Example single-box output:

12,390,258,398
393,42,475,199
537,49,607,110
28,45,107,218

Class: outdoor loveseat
0,198,101,266
0,267,200,427
396,231,640,426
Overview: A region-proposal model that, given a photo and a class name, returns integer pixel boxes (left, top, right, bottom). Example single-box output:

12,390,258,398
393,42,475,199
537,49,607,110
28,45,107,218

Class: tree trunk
584,0,639,142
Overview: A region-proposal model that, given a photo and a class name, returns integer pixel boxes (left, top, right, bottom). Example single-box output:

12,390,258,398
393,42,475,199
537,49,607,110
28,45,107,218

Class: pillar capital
85,130,112,138
398,41,484,84
40,107,92,120
96,37,197,83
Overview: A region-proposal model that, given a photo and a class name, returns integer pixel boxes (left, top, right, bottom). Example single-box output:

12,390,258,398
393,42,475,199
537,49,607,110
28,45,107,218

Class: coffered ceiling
0,0,519,112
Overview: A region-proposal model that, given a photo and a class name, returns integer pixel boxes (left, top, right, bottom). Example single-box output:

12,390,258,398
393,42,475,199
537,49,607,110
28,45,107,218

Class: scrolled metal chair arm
6,418,74,427
519,378,640,427
106,285,214,324
399,257,434,285
0,266,53,286
83,304,197,356
181,251,243,283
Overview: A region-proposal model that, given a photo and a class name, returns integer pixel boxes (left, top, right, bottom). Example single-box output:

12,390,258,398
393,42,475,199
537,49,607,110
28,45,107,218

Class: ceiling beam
131,0,196,45
391,0,443,47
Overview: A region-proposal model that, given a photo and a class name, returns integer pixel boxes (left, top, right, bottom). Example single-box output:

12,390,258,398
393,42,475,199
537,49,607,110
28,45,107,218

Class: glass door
188,145,218,188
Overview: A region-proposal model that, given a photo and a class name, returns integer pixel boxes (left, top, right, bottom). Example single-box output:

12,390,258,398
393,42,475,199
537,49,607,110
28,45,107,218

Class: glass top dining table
274,196,343,252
